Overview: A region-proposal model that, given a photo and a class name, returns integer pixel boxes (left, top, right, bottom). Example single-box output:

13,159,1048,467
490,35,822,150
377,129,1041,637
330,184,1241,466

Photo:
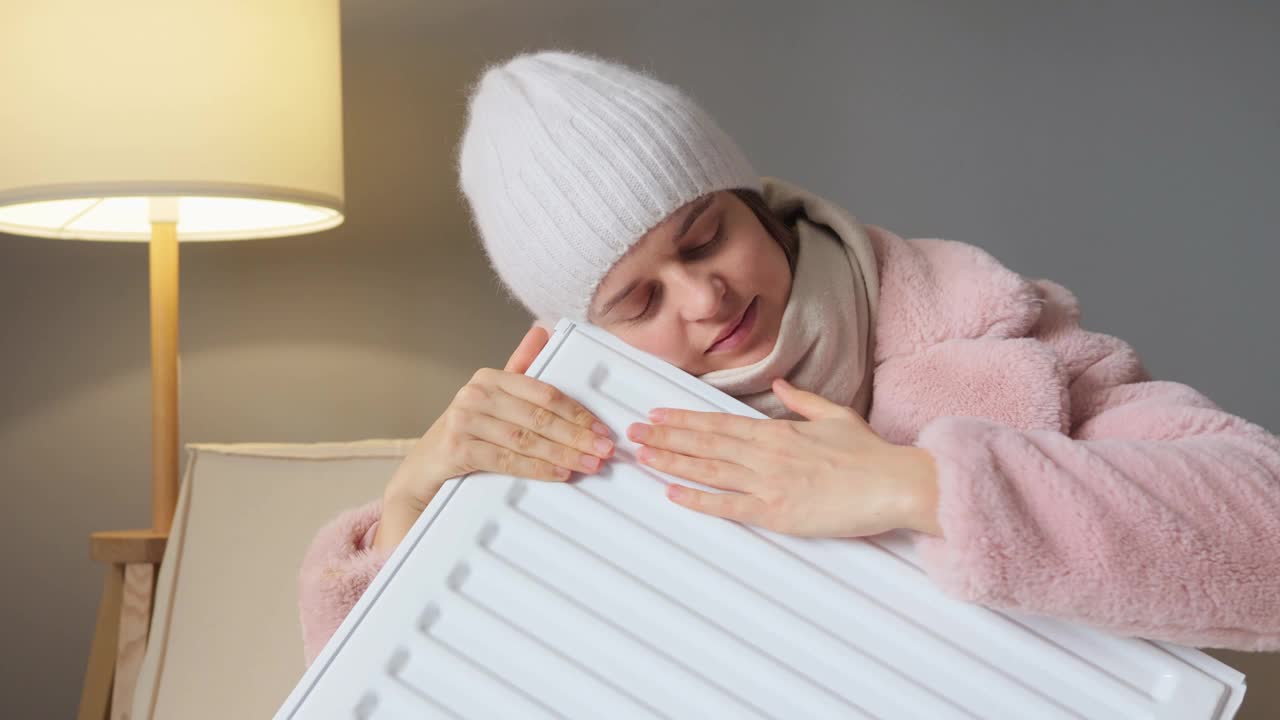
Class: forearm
912,414,1280,650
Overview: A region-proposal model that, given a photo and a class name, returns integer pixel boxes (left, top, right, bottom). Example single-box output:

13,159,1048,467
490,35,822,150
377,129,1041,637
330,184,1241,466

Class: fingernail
556,466,571,480
594,437,613,455
649,408,667,423
592,421,610,436
637,446,654,463
580,454,601,472
628,423,650,442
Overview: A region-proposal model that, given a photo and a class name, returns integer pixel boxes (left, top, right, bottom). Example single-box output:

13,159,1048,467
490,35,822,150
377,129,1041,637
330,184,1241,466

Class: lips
707,298,754,353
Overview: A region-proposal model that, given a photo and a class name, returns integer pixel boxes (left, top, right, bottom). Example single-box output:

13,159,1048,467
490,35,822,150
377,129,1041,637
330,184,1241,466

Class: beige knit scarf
697,177,880,420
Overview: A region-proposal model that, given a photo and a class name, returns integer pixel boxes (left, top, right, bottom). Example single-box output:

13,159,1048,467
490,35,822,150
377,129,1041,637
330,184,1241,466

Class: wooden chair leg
79,563,125,720
111,563,156,720
81,529,167,720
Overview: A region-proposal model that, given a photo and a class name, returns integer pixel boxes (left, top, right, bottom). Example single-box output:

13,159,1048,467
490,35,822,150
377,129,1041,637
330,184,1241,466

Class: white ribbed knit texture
456,49,762,324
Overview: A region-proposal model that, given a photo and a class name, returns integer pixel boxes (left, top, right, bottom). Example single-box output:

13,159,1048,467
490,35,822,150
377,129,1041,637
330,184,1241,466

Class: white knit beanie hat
456,49,762,325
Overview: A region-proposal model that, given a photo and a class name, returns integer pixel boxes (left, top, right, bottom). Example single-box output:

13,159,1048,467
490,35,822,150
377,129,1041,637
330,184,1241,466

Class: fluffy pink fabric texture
297,497,390,667
297,224,1280,668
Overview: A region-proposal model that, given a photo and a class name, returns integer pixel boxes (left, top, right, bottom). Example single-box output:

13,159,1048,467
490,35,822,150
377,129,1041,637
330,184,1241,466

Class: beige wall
2,1,1277,716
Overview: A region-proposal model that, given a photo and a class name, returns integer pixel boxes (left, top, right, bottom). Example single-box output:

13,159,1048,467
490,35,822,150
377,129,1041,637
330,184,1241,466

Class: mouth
706,296,758,354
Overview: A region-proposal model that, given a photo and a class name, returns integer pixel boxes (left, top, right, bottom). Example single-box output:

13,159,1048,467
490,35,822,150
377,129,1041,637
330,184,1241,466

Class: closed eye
627,286,660,324
683,224,724,259
624,223,724,324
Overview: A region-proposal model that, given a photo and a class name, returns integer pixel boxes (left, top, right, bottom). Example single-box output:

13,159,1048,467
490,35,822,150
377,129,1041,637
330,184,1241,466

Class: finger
476,391,614,459
627,422,752,463
462,439,573,482
647,407,761,440
773,378,853,421
637,446,752,492
467,411,608,475
503,325,551,374
455,376,614,453
489,372,609,436
666,483,765,524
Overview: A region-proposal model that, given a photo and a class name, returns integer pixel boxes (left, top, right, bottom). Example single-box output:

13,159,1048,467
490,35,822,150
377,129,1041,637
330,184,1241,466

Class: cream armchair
122,440,412,719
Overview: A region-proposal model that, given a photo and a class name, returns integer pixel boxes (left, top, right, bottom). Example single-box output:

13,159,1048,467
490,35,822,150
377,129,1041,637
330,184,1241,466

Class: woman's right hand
376,326,615,551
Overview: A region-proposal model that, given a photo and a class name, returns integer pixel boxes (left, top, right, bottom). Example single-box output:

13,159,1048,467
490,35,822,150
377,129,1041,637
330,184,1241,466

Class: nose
671,267,725,322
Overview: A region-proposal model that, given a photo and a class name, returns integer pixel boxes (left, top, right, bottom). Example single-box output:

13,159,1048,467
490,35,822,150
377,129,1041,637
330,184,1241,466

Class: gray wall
2,1,1276,716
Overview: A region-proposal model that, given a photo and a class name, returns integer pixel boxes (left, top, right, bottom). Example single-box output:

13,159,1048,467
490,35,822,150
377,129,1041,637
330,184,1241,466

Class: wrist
384,463,440,515
898,445,943,537
374,494,423,553
383,483,428,517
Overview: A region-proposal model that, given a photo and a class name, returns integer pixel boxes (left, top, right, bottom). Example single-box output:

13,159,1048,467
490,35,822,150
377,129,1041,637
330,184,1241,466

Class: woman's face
587,191,792,375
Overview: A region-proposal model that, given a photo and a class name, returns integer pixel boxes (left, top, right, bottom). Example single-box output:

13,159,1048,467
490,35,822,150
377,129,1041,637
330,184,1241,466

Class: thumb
773,378,852,421
504,325,550,374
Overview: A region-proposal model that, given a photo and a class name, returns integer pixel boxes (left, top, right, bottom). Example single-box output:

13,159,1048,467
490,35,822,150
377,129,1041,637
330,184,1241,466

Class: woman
299,50,1280,667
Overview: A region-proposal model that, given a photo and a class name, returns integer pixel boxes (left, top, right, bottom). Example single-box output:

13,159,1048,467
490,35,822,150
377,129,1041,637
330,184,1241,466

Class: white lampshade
0,0,344,241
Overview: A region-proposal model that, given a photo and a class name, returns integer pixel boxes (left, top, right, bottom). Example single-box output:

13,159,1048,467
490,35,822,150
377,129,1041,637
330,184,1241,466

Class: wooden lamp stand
77,217,181,720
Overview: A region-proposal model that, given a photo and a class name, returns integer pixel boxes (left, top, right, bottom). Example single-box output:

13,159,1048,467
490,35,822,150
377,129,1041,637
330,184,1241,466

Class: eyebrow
594,194,716,319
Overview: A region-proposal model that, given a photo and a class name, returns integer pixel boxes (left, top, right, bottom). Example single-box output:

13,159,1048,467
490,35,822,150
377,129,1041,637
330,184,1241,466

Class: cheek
731,233,787,287
612,324,689,364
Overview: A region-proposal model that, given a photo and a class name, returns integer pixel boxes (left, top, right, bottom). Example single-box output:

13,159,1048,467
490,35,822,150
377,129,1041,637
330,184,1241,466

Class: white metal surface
277,319,1247,719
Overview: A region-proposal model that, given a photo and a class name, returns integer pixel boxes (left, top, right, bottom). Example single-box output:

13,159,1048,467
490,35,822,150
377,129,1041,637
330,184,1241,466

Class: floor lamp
0,2,345,717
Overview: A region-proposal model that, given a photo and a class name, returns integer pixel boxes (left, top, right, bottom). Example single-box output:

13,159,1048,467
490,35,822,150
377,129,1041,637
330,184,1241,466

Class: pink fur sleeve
911,285,1280,651
297,497,392,668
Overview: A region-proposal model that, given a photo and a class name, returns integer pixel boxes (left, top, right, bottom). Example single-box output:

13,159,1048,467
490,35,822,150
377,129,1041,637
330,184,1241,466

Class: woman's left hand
628,378,943,539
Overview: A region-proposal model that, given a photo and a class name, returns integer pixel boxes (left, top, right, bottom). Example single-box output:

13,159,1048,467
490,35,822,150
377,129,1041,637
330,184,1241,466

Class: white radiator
276,319,1246,719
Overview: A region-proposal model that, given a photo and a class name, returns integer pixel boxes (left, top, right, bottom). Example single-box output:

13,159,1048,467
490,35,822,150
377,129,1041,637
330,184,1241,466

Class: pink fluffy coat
297,224,1280,668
